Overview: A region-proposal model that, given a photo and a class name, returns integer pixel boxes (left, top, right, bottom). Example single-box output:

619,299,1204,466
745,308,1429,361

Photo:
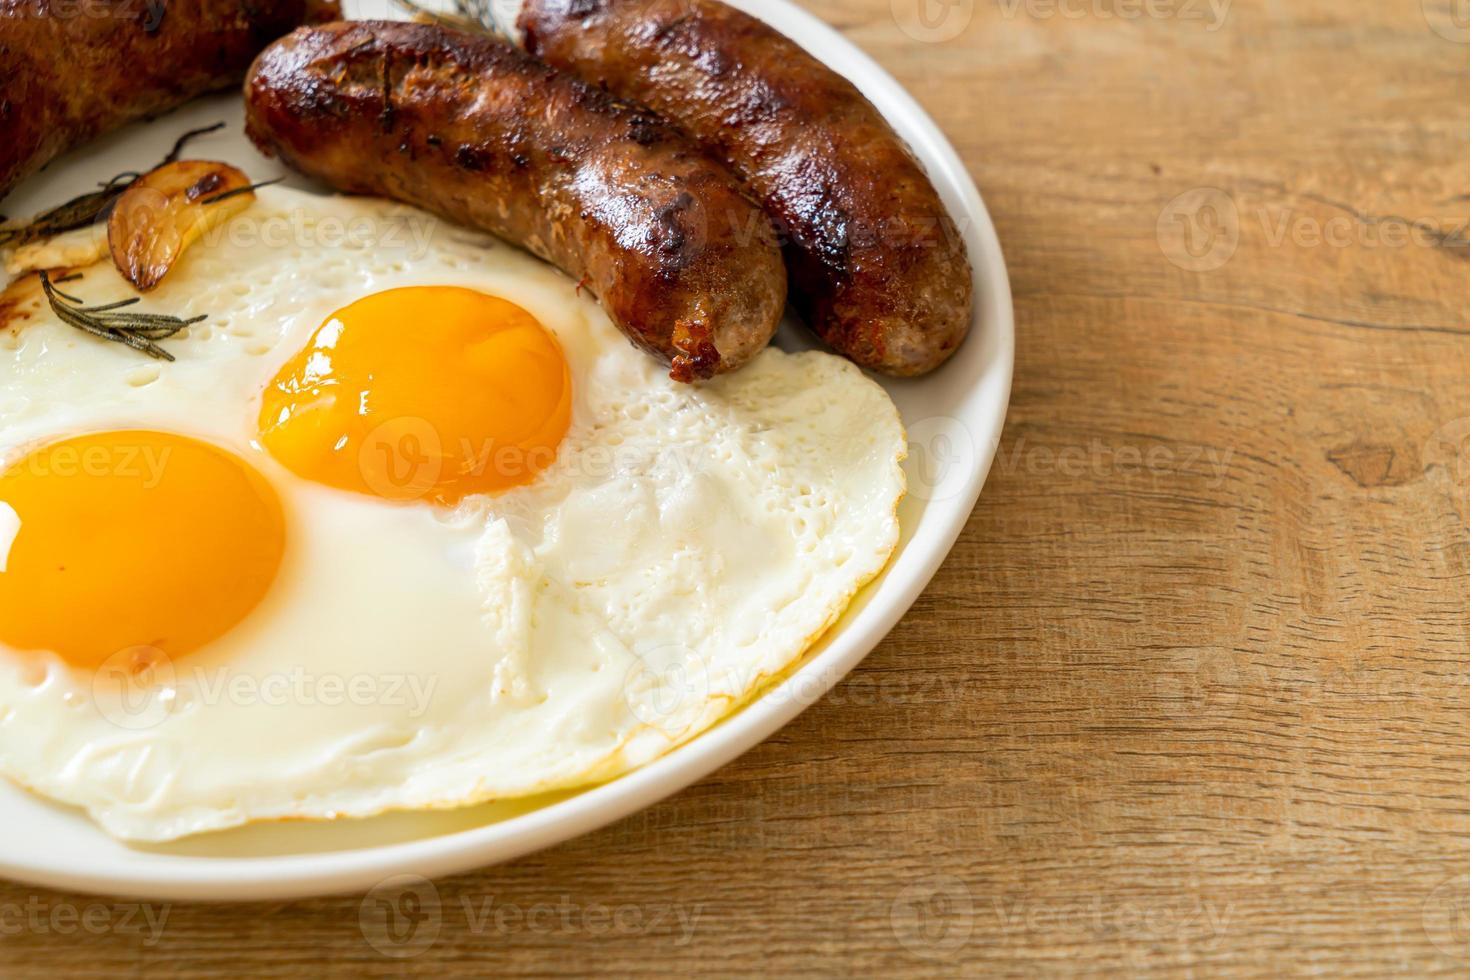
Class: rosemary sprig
0,122,226,250
39,270,205,361
0,173,135,250
162,122,227,165
457,0,508,33
200,176,285,207
393,0,507,36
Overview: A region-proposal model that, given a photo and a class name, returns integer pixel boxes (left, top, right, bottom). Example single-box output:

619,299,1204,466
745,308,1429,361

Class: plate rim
0,0,1014,901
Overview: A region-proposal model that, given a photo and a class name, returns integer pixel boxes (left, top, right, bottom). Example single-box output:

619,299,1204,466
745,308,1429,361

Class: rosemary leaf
200,177,285,206
162,122,226,165
39,270,206,362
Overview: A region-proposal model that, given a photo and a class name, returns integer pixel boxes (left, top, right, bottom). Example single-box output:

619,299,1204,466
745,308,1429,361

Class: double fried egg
0,187,905,841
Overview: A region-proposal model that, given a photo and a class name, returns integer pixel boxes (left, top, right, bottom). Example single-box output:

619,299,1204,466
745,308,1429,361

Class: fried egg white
0,186,905,842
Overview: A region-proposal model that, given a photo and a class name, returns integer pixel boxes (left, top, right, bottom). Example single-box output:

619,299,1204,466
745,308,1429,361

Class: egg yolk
259,287,572,504
0,431,286,670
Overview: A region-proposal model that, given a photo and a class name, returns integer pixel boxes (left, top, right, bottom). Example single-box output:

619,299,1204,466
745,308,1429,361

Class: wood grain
5,0,1470,974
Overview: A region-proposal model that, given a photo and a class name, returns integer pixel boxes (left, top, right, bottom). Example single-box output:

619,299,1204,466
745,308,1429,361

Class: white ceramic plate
0,0,1013,900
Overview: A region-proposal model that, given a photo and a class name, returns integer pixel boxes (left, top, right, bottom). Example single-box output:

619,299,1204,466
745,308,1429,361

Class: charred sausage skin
0,0,335,202
243,20,786,381
520,0,974,376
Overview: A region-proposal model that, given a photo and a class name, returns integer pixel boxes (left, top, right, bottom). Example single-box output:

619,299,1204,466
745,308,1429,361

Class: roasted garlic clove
108,161,256,292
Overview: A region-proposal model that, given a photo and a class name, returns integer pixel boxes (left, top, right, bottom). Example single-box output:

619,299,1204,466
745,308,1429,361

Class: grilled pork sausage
243,20,786,381
0,0,335,202
520,0,973,376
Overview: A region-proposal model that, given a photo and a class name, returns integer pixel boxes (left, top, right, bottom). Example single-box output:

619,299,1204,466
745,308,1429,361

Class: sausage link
243,20,787,381
0,0,335,202
520,0,973,376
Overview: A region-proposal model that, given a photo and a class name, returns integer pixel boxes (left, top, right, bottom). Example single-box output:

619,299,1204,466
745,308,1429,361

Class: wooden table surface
7,0,1470,975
